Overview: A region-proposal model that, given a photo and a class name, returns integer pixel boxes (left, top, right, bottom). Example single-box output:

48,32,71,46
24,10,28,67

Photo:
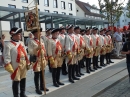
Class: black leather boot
106,53,110,64
88,58,95,72
12,81,19,97
96,56,102,69
108,53,114,63
62,59,68,75
52,68,59,87
86,58,90,73
40,71,49,91
72,65,80,80
56,67,64,85
79,61,84,75
93,56,97,70
76,63,81,77
68,65,75,83
20,78,27,97
34,72,42,95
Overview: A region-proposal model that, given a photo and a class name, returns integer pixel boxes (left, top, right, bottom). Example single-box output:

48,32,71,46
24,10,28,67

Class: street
0,59,128,97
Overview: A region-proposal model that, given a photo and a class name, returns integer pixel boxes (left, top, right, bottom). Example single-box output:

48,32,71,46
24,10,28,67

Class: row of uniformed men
3,25,113,97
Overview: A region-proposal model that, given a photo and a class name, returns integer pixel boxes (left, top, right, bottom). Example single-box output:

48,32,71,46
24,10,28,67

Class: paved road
96,76,130,97
0,59,127,97
40,59,127,97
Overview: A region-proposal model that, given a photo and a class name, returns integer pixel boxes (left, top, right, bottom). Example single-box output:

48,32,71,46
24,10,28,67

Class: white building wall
76,4,85,17
0,0,77,39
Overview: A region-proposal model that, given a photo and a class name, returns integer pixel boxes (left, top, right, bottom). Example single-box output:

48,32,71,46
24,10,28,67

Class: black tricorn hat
51,28,60,34
9,27,22,36
74,26,80,30
31,28,42,34
66,25,74,30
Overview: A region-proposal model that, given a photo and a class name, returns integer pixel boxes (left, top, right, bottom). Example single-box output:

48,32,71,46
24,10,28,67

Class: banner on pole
25,9,37,31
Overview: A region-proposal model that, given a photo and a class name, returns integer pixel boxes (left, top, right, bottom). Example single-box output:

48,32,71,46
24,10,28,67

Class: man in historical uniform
65,25,80,83
99,29,107,67
3,27,29,97
48,28,64,87
91,27,102,70
58,26,68,75
105,30,114,64
28,28,49,95
42,28,52,72
74,26,85,77
84,28,95,73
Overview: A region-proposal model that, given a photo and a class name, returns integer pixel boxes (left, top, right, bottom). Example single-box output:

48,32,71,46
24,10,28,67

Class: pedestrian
25,33,33,46
113,28,123,58
65,25,80,83
42,28,52,73
3,27,29,97
0,34,5,67
91,27,102,70
28,28,49,95
48,28,64,87
58,26,68,75
121,33,130,82
84,28,95,73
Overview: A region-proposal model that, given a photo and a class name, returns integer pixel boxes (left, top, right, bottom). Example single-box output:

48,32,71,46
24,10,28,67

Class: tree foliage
126,1,130,18
98,0,124,25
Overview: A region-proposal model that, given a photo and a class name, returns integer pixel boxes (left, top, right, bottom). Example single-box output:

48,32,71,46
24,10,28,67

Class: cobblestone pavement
96,77,130,97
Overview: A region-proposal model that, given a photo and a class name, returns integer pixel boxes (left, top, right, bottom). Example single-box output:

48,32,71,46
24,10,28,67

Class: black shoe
94,67,97,70
57,81,64,85
76,74,81,77
72,76,80,80
62,72,68,75
109,61,114,63
36,89,42,95
40,87,49,91
97,66,102,68
86,70,90,73
53,82,59,87
69,79,75,83
80,73,84,75
20,94,27,97
89,68,95,72
106,62,110,64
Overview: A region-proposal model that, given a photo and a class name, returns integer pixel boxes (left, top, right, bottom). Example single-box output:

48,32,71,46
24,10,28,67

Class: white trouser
115,42,122,57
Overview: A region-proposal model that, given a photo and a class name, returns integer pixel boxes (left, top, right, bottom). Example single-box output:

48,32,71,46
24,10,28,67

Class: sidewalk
0,58,126,97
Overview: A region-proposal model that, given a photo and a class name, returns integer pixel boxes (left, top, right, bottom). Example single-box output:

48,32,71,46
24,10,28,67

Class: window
44,0,49,6
8,4,16,8
61,1,65,9
62,12,66,15
53,0,58,8
122,20,124,22
69,13,73,15
22,0,28,3
22,6,28,9
45,10,49,13
53,11,58,14
68,3,72,10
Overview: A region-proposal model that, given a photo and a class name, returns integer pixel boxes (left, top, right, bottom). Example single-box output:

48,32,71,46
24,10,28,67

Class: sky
79,0,128,8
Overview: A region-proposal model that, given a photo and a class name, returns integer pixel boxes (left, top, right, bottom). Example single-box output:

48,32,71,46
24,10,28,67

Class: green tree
126,0,130,18
98,0,124,30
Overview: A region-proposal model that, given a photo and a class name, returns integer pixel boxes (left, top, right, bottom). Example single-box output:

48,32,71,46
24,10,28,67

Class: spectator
25,33,33,46
0,34,5,67
113,28,123,58
121,33,130,82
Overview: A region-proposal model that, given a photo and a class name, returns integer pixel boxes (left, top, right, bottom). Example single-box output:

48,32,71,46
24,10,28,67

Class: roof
76,0,105,18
